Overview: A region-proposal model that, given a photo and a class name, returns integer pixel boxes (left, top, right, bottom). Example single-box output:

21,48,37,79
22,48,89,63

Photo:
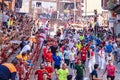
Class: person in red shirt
74,54,78,64
43,45,49,54
42,45,49,62
35,63,48,80
45,62,54,80
102,60,117,80
45,48,53,63
80,44,88,64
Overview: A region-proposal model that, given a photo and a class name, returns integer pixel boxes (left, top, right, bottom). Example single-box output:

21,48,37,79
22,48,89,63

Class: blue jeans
70,60,75,69
64,59,70,66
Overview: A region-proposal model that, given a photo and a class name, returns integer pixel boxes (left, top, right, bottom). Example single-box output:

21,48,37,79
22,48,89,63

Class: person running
80,43,88,64
57,48,63,59
88,47,96,73
45,62,54,80
102,60,117,80
44,48,53,64
74,59,86,80
35,63,48,80
90,64,102,80
98,46,106,70
52,51,61,70
42,73,49,80
57,63,69,80
106,52,114,64
69,48,76,69
76,41,82,53
67,75,73,80
0,58,18,80
64,46,71,66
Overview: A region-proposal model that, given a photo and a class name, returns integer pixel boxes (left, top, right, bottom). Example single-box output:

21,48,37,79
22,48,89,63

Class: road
7,24,120,80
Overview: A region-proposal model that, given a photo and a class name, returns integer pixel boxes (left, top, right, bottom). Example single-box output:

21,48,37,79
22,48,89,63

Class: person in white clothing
88,47,96,73
69,48,76,69
20,42,32,54
68,40,74,49
39,30,46,48
105,52,114,65
98,46,106,70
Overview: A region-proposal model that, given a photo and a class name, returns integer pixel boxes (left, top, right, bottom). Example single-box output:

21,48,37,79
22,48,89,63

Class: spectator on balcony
0,58,18,80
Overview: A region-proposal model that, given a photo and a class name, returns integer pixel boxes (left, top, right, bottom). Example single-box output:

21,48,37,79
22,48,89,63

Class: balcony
102,0,120,10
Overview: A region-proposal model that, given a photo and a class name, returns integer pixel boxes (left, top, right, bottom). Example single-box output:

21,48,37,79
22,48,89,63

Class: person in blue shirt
52,52,61,70
105,41,113,53
90,64,102,80
84,36,89,44
94,36,101,46
88,34,94,41
64,46,71,66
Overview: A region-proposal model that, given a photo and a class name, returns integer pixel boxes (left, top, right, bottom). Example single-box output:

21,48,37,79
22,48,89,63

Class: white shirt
90,52,96,62
98,50,105,59
3,14,9,22
69,52,75,61
21,44,31,53
113,43,117,51
68,42,74,49
39,33,46,41
106,55,112,64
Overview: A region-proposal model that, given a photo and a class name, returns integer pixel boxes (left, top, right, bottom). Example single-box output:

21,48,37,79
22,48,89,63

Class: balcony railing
102,0,120,10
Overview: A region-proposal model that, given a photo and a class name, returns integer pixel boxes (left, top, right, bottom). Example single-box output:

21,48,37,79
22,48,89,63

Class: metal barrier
0,43,19,63
17,31,44,80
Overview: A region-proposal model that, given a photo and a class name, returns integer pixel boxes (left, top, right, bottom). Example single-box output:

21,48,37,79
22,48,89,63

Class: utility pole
85,0,87,16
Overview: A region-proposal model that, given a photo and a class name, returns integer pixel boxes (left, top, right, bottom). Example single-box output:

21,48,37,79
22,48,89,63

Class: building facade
101,0,120,36
29,0,84,19
0,0,16,11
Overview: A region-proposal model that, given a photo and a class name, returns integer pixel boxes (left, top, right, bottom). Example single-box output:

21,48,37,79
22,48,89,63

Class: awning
82,13,94,16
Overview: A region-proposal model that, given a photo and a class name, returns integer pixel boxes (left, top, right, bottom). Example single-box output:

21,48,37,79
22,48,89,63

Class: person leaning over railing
0,58,18,80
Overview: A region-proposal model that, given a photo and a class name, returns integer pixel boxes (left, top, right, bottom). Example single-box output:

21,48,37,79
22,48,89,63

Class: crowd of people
0,4,120,80
34,21,120,80
0,5,45,80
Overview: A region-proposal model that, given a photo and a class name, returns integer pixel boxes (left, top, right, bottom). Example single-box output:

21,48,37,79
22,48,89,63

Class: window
64,3,74,10
36,2,41,7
